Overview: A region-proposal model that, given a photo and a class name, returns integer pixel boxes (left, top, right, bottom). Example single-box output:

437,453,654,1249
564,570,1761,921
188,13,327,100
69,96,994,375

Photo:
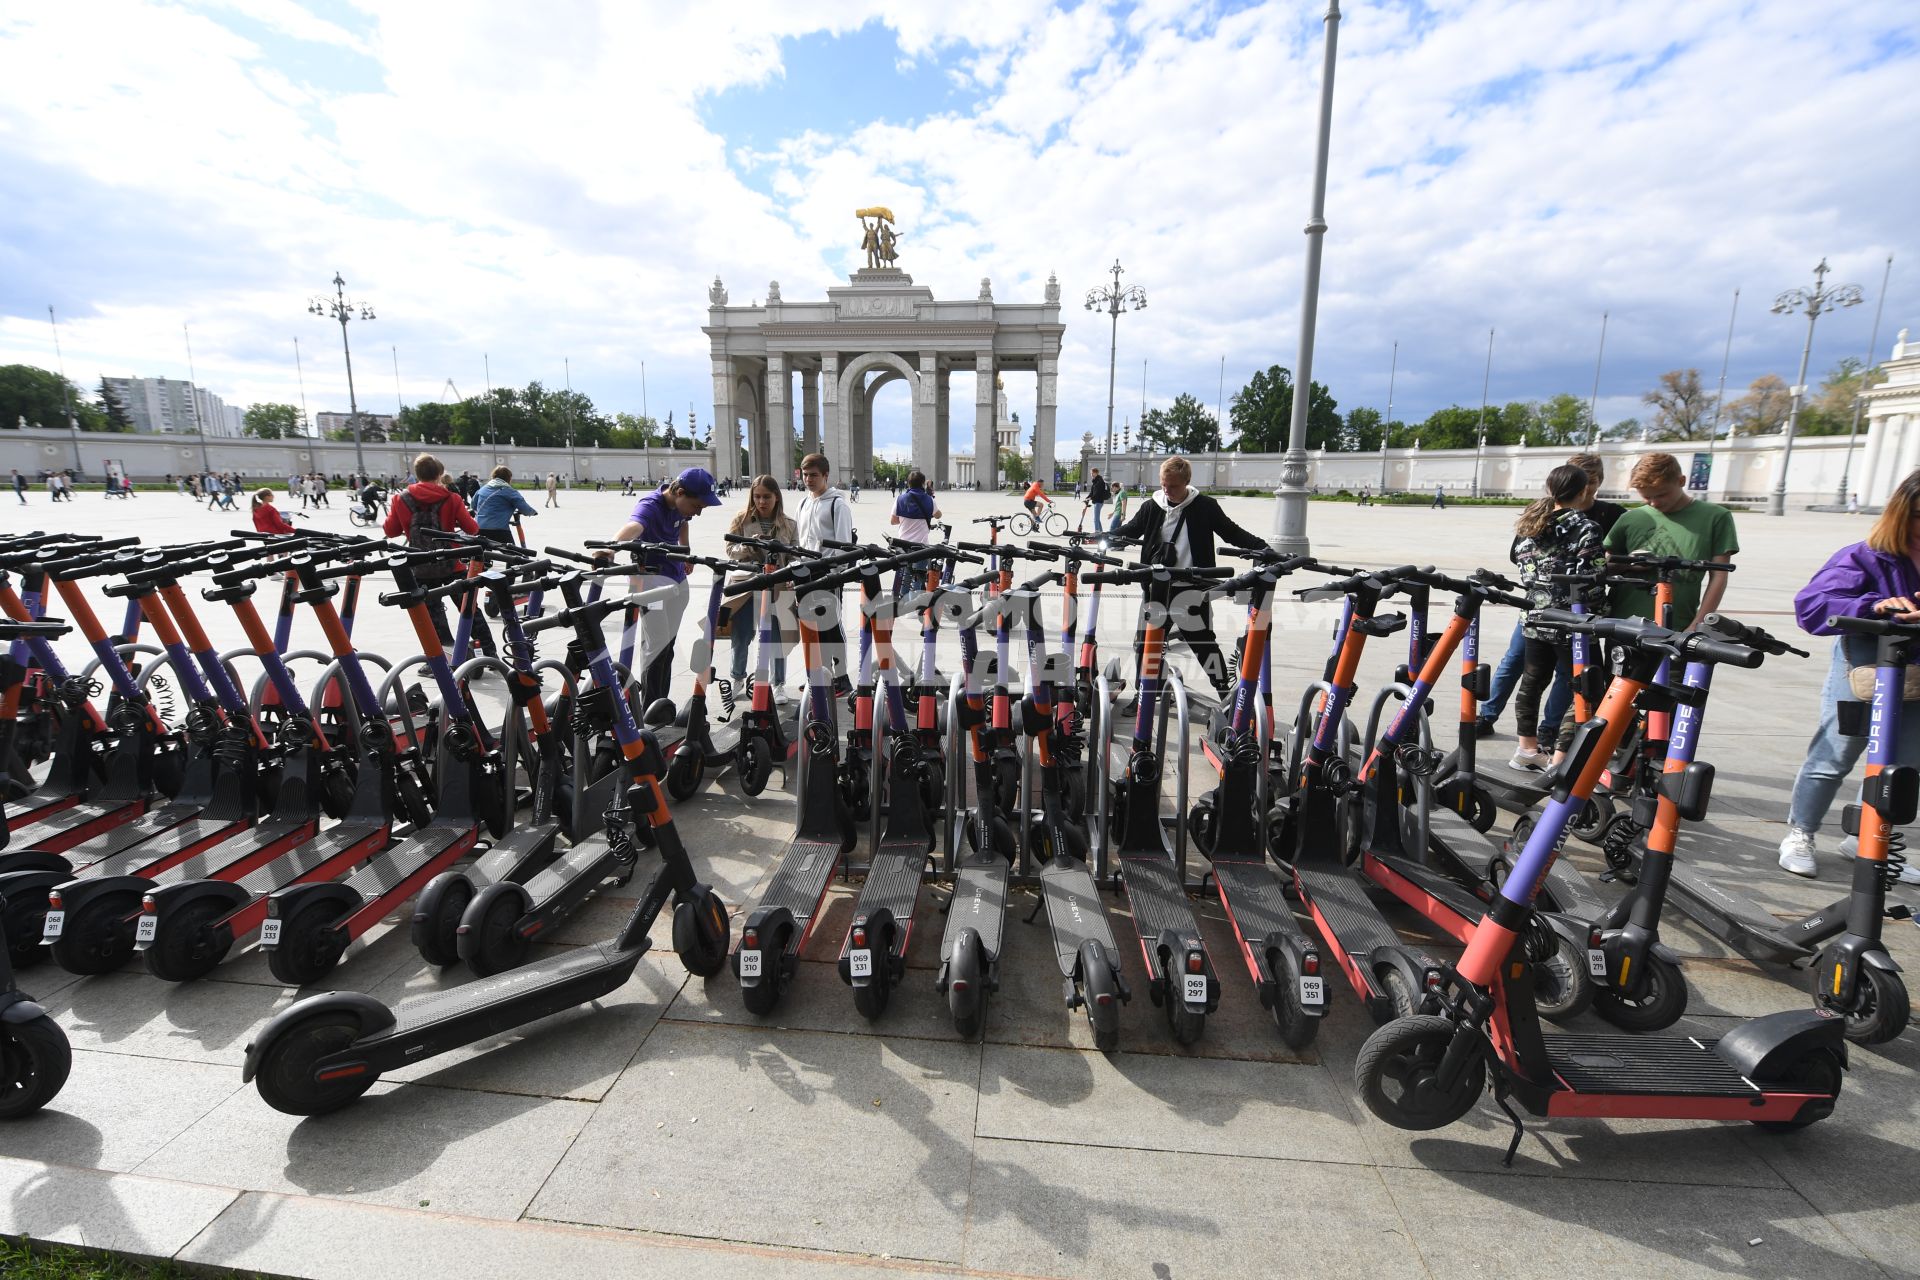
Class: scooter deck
215,821,390,930
746,836,844,956
338,822,481,936
67,813,250,878
1038,857,1118,977
1117,848,1202,940
384,938,645,1041
942,855,1007,960
1365,853,1485,943
469,822,562,887
1629,851,1814,964
1293,862,1419,966
1543,1032,1762,1097
1209,855,1306,947
146,817,315,889
852,841,928,925
518,831,615,905
10,800,177,858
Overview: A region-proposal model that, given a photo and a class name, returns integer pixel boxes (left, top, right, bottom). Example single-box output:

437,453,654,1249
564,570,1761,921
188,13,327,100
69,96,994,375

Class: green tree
1229,365,1338,452
607,412,660,451
1599,416,1644,442
0,364,93,432
1139,392,1220,453
243,402,301,439
1641,368,1717,441
1801,358,1885,436
1000,448,1030,484
1724,375,1790,436
1411,405,1485,450
1341,405,1384,452
395,401,454,444
1538,393,1594,447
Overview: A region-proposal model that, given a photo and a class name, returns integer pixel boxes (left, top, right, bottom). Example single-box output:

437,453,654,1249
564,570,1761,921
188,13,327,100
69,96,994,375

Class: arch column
1891,415,1920,503
1861,410,1897,505
801,365,820,460
1034,347,1059,486
765,354,791,481
974,353,996,491
821,353,845,471
710,357,737,482
935,367,950,488
913,353,938,487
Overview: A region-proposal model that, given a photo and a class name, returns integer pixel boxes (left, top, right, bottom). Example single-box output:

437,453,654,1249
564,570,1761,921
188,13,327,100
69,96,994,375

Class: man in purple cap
602,467,723,704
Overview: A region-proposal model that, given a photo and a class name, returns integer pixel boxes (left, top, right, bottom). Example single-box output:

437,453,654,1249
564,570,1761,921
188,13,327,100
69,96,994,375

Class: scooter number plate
1183,973,1208,1005
41,910,64,940
1299,976,1325,1005
849,948,873,979
738,949,763,979
135,915,158,945
260,918,283,947
1587,948,1607,978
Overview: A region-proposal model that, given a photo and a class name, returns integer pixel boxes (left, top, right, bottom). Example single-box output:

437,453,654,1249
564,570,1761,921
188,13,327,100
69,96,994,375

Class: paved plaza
3,483,1918,1279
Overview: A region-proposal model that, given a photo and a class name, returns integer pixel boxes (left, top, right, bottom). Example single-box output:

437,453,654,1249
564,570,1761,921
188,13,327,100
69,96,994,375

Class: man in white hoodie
1111,456,1267,700
794,453,856,692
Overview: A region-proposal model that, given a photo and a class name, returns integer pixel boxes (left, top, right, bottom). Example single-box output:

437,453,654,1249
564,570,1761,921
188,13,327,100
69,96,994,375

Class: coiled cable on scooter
1881,830,1910,893
1601,816,1642,884
1223,728,1262,770
56,675,101,713
1520,916,1559,964
715,676,735,721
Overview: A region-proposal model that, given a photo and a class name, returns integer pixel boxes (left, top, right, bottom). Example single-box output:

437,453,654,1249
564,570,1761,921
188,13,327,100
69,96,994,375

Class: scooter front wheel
666,750,705,802
1355,1015,1485,1131
0,1014,71,1119
1592,950,1686,1032
671,887,731,978
254,1012,379,1116
1529,928,1596,1024
737,736,775,797
1818,959,1910,1046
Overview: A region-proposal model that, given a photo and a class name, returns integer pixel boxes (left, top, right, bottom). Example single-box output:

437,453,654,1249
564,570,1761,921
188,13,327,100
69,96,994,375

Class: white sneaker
1778,829,1818,878
1508,748,1551,772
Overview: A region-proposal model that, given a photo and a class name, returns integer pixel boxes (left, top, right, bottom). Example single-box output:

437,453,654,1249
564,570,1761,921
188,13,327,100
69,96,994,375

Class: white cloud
1,0,1915,462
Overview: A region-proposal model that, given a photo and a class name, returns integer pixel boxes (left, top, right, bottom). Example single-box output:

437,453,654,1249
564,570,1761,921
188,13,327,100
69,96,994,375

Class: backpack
398,490,458,578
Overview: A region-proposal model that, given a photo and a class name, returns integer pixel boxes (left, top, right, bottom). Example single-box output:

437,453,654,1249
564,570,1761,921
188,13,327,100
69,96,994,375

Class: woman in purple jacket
1780,470,1920,881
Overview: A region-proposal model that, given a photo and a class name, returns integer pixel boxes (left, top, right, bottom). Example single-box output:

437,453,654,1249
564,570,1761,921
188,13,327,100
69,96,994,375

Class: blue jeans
1788,637,1920,834
1481,620,1573,733
728,592,786,686
1091,501,1106,532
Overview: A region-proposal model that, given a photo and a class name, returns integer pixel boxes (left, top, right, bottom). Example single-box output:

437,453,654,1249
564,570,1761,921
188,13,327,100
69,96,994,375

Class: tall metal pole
293,337,310,436
1085,259,1144,478
565,356,577,480
308,273,373,479
1837,254,1893,505
483,353,496,453
1708,288,1740,438
1770,259,1862,516
1380,339,1396,493
1271,0,1341,553
183,320,210,471
641,360,648,420
1473,327,1493,499
48,305,83,473
1215,354,1226,453
392,344,404,414
1106,301,1119,470
1586,311,1608,445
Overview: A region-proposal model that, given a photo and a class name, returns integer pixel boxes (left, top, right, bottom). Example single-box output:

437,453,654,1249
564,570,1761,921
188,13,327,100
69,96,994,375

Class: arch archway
834,352,917,485
734,374,763,477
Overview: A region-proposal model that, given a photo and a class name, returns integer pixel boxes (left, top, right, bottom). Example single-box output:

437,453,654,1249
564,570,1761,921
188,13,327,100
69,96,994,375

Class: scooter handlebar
1702,612,1809,658
1830,613,1920,639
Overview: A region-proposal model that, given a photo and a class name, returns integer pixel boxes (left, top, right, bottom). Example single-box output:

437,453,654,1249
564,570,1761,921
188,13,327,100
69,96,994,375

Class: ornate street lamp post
308,272,375,479
1769,258,1861,516
1085,259,1146,478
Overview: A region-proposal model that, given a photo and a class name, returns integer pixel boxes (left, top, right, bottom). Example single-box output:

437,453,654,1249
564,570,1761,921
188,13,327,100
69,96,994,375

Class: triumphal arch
702,209,1065,487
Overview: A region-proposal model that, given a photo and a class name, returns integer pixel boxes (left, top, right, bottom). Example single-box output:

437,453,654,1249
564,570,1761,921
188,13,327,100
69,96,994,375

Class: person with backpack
473,465,538,543
888,469,940,598
384,452,482,645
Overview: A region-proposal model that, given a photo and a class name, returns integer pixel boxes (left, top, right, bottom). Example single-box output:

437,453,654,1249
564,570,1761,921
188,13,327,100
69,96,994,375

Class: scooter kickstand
1024,893,1046,925
1492,1079,1529,1168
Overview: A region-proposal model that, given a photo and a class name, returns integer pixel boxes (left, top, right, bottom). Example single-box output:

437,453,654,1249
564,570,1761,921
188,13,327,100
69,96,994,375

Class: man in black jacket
1087,468,1111,532
1112,457,1267,699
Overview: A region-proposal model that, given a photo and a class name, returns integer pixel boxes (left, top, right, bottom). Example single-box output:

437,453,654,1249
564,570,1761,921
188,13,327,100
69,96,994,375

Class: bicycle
1010,498,1067,538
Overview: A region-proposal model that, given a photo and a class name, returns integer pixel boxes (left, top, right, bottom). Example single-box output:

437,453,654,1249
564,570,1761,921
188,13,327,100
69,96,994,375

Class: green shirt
1603,499,1739,629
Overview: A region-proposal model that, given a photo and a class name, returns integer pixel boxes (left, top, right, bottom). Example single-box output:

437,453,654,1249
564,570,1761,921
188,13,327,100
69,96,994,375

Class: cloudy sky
2,0,1915,457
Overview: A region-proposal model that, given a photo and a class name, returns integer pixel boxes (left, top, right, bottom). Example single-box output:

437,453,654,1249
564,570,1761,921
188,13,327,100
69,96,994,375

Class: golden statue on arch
856,206,903,269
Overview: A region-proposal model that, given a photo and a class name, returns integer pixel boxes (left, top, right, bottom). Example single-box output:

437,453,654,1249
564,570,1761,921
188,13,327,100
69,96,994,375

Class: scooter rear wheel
254,1012,378,1116
1164,980,1206,1046
946,931,986,1039
1269,949,1321,1050
1355,1015,1485,1130
1462,786,1498,834
1569,794,1613,843
738,736,775,797
853,952,892,1021
3,895,49,970
1187,799,1217,856
413,876,474,969
0,1014,71,1119
1592,951,1686,1033
50,889,141,976
266,902,351,987
1819,960,1910,1046
1080,941,1121,1053
1750,1048,1844,1132
1379,966,1422,1021
143,899,235,982
467,892,531,978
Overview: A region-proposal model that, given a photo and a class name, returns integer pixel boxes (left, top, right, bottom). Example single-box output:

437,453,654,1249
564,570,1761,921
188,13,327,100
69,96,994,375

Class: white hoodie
1155,488,1199,567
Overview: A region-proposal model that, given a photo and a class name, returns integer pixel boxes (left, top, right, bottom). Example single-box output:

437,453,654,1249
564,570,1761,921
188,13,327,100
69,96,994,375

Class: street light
308,271,375,479
1085,259,1146,478
1768,258,1862,516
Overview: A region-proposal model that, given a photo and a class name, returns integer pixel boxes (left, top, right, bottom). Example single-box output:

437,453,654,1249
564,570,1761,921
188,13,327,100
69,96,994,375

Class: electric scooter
241,571,732,1116
1356,609,1847,1159
724,546,914,1013
1186,554,1328,1047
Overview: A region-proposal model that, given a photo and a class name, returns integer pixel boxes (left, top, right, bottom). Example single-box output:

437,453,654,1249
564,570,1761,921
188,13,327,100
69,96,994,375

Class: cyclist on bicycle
1022,476,1049,519
355,478,386,524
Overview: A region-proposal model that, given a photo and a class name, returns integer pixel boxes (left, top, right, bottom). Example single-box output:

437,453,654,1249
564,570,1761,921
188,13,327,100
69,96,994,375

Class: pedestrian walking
11,469,25,504
1087,467,1110,532
545,472,559,508
473,466,537,543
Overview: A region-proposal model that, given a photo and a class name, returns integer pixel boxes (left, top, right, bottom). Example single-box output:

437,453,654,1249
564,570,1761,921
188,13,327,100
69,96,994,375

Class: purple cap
677,467,723,507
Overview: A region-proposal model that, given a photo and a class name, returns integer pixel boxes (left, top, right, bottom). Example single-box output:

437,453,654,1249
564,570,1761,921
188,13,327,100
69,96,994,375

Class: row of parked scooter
0,521,1909,1160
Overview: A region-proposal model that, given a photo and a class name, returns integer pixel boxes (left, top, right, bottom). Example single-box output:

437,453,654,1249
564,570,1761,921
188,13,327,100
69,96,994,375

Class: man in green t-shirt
1603,451,1738,629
